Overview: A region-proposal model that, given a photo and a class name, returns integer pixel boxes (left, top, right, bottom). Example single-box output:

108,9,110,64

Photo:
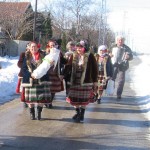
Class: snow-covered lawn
0,56,20,104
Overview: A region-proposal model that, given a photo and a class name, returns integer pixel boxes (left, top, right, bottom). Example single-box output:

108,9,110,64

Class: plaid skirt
66,69,93,106
49,72,64,93
24,80,51,104
98,71,107,91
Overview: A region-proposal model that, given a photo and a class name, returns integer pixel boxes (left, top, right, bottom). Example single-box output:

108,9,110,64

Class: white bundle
111,47,119,64
105,79,115,96
32,48,60,79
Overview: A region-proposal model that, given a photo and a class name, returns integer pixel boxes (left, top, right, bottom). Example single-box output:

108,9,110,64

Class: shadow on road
0,135,149,150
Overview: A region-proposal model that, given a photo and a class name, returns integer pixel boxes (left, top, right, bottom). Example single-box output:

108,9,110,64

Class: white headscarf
98,45,107,54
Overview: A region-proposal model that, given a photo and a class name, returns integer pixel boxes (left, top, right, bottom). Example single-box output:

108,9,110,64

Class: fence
0,40,29,57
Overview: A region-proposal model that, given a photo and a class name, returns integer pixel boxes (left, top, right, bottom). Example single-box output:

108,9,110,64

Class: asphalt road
0,57,150,150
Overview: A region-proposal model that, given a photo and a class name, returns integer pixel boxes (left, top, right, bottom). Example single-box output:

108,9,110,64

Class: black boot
45,103,53,109
80,108,85,121
37,106,43,120
47,103,53,109
72,108,80,122
29,107,35,120
51,93,55,100
23,102,28,108
47,93,55,109
97,98,101,104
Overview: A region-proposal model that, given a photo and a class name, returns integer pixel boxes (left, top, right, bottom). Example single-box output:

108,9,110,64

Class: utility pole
122,11,127,36
98,0,107,46
33,0,38,41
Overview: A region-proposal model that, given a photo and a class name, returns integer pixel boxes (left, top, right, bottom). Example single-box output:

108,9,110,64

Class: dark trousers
112,67,125,96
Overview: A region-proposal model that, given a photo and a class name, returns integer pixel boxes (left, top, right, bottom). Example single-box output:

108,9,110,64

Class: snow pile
130,55,150,120
0,56,19,104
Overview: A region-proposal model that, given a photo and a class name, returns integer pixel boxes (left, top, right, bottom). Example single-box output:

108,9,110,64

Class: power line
98,0,107,45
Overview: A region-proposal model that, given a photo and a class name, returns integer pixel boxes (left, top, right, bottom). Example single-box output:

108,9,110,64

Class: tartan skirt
49,72,64,93
24,80,51,104
98,71,107,91
66,69,93,106
66,85,94,106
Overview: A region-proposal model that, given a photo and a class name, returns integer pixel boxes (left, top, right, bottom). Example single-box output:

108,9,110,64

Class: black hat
75,42,84,47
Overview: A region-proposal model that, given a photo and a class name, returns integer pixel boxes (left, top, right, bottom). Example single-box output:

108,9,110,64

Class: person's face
99,50,104,55
46,48,50,54
117,38,124,47
99,49,107,56
76,46,85,55
48,42,55,49
30,43,38,54
69,45,75,51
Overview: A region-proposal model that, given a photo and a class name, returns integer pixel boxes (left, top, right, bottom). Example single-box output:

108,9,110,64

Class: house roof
0,2,32,17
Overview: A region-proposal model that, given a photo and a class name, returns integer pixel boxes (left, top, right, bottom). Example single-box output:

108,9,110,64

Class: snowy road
0,55,150,150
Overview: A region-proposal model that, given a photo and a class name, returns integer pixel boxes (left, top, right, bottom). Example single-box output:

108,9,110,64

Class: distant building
0,2,33,56
0,2,33,40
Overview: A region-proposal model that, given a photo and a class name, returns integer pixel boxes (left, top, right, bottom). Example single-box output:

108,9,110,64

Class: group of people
16,35,133,123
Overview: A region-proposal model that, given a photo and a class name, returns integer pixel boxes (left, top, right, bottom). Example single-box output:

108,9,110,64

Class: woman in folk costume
44,40,67,108
95,45,113,104
21,42,51,120
64,41,98,123
16,43,30,108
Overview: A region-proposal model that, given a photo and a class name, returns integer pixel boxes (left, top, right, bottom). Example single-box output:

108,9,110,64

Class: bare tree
40,0,115,47
65,0,92,36
0,11,34,40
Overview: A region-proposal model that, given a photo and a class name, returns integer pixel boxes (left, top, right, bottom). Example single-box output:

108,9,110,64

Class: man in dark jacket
110,35,133,99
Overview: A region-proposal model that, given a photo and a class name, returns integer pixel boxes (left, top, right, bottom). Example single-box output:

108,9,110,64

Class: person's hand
107,76,112,80
49,60,55,65
59,75,64,81
31,74,36,79
93,82,98,86
93,82,98,88
125,52,130,60
109,53,113,57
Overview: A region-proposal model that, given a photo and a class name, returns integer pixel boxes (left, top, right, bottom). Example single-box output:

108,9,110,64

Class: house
0,2,32,17
0,2,33,56
0,29,8,56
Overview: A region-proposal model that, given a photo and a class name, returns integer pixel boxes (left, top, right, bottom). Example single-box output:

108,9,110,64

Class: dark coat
95,53,113,77
17,52,25,77
110,44,133,61
64,52,98,86
22,50,50,87
106,56,113,77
